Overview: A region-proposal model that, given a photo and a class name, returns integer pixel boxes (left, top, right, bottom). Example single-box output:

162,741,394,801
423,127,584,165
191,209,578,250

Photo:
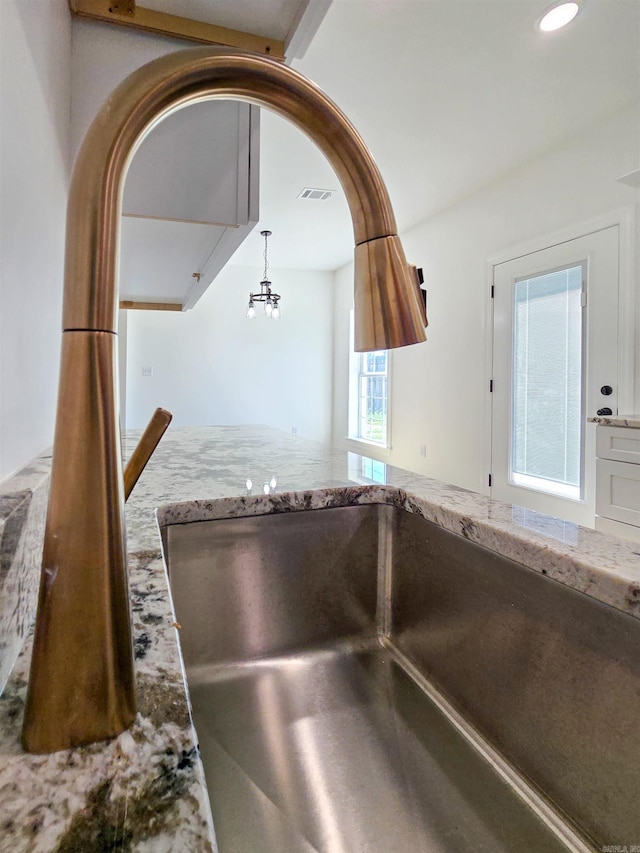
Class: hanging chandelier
246,230,281,320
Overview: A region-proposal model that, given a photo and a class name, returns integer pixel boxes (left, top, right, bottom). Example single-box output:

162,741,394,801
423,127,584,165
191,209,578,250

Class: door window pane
511,265,583,499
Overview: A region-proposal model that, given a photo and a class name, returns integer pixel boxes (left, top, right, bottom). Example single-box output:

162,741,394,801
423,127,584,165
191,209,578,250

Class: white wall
126,265,334,443
332,104,640,494
0,12,191,483
70,19,186,159
0,0,71,482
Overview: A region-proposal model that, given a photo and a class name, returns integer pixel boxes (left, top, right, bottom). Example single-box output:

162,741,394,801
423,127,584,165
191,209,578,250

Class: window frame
347,310,391,448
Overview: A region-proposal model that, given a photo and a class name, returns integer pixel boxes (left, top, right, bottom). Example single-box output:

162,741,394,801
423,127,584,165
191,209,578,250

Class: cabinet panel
120,218,226,303
123,101,247,226
595,458,640,527
594,515,640,543
596,425,640,464
119,103,260,307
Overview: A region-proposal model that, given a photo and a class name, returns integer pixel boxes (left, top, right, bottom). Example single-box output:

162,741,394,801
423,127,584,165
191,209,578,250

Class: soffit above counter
118,99,260,311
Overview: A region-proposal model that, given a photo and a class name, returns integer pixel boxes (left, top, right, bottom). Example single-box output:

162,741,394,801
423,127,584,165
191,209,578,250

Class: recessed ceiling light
538,1,581,32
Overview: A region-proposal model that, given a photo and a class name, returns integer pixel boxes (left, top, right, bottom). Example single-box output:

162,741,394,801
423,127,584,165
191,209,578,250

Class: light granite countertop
1,425,640,852
587,413,640,428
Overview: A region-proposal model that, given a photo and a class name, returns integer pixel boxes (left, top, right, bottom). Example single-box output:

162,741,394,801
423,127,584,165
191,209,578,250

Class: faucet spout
22,47,426,753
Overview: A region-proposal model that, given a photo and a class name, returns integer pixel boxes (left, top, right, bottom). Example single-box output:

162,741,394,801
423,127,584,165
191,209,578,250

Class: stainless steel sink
163,504,640,853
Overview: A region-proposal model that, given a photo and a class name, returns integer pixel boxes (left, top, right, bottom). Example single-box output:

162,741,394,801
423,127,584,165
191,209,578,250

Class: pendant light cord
263,231,269,282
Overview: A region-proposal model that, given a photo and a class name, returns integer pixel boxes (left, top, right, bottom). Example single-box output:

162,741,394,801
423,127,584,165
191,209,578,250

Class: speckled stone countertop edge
588,414,640,428
156,484,640,622
0,458,50,696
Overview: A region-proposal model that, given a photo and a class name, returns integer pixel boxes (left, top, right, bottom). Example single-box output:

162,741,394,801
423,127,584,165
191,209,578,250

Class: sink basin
163,503,640,852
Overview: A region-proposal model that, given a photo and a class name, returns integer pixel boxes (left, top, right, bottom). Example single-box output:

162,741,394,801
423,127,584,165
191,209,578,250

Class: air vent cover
298,187,336,200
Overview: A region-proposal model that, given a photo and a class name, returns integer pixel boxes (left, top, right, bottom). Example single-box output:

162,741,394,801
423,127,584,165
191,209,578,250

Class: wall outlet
420,444,427,457
142,365,153,377
291,426,298,435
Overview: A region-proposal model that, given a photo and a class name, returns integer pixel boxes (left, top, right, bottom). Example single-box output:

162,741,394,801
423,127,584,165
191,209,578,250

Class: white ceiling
142,0,305,40
139,0,333,57
228,0,640,272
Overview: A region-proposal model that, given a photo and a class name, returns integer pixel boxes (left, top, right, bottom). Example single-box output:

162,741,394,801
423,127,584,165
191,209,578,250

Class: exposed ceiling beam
68,0,285,60
119,300,183,311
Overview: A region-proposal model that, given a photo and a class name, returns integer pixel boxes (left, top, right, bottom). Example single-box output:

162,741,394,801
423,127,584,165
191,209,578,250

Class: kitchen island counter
1,425,639,852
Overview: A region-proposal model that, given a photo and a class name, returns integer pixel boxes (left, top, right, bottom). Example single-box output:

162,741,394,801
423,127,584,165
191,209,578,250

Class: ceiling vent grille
298,187,336,200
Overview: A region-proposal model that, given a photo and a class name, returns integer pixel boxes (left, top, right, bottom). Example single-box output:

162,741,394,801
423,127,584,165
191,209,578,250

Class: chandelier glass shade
247,230,281,319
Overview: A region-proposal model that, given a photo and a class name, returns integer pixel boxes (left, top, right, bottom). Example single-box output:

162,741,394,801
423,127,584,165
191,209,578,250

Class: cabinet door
596,426,640,464
119,103,260,309
595,458,640,527
123,102,255,227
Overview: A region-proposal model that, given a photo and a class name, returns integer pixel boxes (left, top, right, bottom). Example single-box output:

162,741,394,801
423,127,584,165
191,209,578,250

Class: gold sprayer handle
123,407,172,501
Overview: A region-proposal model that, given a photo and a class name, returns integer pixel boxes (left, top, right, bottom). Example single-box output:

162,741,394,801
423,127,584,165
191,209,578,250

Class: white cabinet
120,100,259,309
595,425,640,542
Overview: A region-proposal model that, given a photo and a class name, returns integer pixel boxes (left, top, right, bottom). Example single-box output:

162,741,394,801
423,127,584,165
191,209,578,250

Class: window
348,311,390,446
357,350,388,443
510,264,584,499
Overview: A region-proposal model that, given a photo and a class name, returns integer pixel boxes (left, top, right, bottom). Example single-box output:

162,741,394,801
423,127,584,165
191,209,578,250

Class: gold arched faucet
21,47,427,753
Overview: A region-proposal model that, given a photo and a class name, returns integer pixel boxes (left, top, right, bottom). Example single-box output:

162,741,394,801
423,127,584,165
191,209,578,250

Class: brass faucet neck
62,46,399,334
23,47,425,754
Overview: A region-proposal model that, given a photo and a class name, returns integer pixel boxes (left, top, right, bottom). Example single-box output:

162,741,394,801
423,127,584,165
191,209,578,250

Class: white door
490,226,619,525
